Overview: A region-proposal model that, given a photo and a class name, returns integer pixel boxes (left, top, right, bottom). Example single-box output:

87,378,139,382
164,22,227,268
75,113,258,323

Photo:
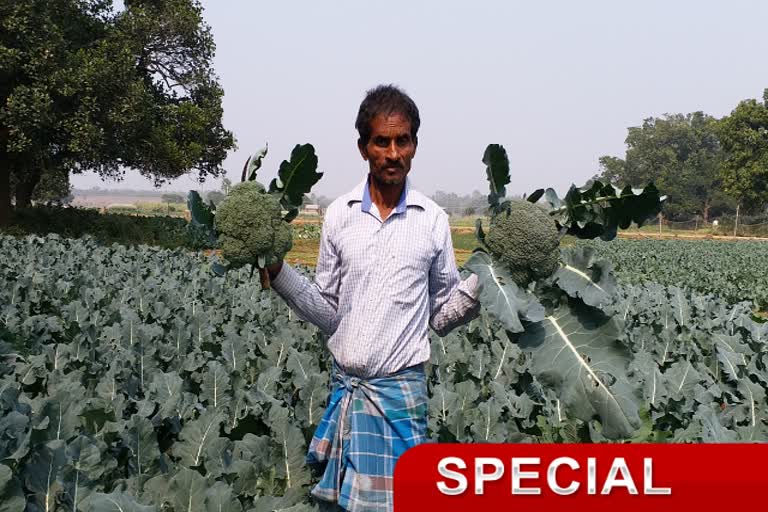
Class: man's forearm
269,262,338,335
430,273,481,336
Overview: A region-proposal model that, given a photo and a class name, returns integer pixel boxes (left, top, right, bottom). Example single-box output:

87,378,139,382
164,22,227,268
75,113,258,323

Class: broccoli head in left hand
214,181,293,269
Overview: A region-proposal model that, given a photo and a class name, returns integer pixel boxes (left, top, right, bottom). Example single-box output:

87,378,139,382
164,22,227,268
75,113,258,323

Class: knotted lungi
306,360,429,511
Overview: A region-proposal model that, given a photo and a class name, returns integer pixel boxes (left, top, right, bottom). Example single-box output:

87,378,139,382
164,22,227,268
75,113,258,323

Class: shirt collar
348,174,426,214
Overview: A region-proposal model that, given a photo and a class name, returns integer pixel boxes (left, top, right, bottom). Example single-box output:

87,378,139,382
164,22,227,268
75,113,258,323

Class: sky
71,0,768,200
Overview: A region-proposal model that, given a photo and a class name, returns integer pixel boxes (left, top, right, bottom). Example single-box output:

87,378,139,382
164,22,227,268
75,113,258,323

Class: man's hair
355,84,420,147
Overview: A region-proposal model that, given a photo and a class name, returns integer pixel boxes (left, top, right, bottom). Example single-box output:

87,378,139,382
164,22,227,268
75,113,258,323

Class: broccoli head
214,180,293,268
484,198,561,286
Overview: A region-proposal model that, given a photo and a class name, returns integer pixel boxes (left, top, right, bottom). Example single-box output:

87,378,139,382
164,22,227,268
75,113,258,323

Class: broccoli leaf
81,491,156,512
0,464,24,512
551,246,618,309
242,144,269,182
186,191,218,248
542,180,665,240
482,144,510,212
187,191,215,231
526,189,545,204
268,144,323,218
518,299,642,439
464,250,544,333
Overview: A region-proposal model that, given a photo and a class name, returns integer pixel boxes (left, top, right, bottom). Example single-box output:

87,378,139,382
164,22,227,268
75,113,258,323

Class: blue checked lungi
306,360,429,511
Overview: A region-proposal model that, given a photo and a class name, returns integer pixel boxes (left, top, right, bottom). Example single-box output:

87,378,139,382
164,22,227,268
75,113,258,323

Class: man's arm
428,213,481,337
267,220,341,335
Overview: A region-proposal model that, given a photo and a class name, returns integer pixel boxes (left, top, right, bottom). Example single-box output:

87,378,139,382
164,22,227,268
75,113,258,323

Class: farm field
580,239,768,311
1,233,766,510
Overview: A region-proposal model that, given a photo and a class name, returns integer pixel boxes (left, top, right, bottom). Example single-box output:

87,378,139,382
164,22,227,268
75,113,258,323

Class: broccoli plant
466,144,665,440
187,143,323,289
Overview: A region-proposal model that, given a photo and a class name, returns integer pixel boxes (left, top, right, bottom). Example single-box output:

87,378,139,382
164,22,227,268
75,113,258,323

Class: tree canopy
0,0,235,225
597,112,732,220
715,89,768,213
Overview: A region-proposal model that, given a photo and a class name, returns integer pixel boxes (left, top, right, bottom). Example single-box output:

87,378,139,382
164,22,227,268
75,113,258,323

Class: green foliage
483,199,561,287
215,181,293,269
188,144,322,279
1,205,194,249
716,89,768,212
578,238,768,311
0,0,236,224
597,112,731,219
161,193,185,204
268,144,324,222
466,143,665,438
0,234,765,508
540,179,665,240
482,144,510,211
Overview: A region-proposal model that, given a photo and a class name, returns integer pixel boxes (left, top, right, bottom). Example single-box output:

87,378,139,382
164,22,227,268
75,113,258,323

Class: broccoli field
1,233,767,510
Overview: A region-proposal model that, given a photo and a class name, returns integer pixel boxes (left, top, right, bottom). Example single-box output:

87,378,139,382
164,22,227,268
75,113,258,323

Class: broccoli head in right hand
484,198,561,287
214,180,293,269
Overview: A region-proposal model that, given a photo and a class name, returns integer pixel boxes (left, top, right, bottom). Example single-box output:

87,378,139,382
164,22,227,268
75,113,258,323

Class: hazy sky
72,0,768,200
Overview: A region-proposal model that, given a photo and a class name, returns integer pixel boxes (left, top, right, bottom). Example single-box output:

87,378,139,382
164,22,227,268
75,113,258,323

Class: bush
2,205,193,249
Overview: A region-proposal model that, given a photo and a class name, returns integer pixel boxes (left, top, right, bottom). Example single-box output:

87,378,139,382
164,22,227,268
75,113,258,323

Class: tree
161,193,184,204
205,190,225,205
597,112,731,221
0,0,236,226
716,89,768,214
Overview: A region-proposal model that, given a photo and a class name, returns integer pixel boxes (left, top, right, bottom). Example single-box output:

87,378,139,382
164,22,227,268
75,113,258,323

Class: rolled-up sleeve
427,213,481,336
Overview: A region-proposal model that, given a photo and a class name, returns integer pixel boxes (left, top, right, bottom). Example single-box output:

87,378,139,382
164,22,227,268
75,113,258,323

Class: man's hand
266,261,283,281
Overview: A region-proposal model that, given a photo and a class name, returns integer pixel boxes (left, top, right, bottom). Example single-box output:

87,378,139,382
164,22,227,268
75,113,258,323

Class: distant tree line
596,91,768,221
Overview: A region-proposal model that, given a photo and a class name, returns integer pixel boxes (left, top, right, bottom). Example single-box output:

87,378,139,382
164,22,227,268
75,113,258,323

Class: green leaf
543,180,665,240
527,188,545,204
23,439,67,512
518,300,642,439
187,190,216,231
268,144,323,215
121,415,159,484
552,246,618,309
175,411,223,468
464,250,544,333
201,361,231,410
243,144,269,182
482,144,510,211
169,467,208,512
0,464,25,512
63,435,109,510
82,491,156,512
265,406,311,490
206,481,243,512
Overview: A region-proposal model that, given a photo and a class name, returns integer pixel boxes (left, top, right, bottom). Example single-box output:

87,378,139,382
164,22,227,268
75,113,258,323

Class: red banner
393,443,768,511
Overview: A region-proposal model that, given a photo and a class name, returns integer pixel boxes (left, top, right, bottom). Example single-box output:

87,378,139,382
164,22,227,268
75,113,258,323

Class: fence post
695,215,698,232
734,204,740,237
658,213,662,237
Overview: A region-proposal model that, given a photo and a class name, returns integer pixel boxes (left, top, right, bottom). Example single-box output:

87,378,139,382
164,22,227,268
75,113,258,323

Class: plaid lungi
306,360,429,511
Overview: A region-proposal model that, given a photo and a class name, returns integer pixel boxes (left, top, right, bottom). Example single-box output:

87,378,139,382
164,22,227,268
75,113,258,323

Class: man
266,84,480,511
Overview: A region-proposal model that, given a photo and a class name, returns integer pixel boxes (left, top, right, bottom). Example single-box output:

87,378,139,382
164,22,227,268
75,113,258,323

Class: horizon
70,1,768,199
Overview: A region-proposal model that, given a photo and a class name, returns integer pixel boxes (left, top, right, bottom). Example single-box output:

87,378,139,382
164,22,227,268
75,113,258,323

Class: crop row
0,234,766,511
579,239,768,309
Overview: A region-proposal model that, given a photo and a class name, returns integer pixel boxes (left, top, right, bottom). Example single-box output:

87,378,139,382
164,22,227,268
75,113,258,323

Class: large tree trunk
0,126,9,227
702,198,711,224
14,169,41,209
0,154,9,227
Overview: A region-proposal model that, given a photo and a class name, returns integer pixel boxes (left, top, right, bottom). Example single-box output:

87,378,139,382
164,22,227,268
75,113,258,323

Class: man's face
358,112,417,187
